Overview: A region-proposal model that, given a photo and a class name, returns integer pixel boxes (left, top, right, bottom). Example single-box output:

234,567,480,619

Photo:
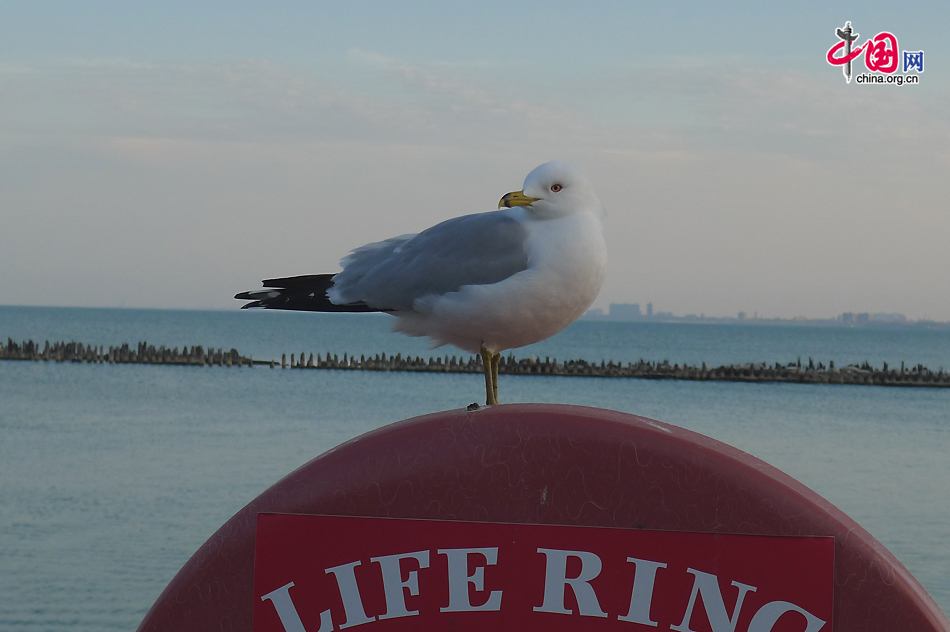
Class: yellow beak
498,190,540,209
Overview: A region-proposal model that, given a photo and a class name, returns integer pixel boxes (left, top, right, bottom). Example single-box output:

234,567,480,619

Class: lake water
1,305,948,630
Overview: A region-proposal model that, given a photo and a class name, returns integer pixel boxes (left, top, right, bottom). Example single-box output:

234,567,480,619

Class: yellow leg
480,346,498,406
491,352,500,404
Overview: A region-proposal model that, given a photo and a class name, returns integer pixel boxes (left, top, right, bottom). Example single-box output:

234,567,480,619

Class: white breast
393,212,607,354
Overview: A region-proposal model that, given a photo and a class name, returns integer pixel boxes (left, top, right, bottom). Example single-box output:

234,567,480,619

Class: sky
2,1,948,320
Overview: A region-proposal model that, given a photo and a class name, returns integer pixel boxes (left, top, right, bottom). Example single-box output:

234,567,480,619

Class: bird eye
550,184,562,192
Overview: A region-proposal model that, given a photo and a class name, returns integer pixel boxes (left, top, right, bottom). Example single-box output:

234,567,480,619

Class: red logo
864,32,899,72
253,514,834,632
827,24,899,74
827,21,923,85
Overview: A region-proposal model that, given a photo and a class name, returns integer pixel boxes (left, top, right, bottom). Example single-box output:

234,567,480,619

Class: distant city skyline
584,303,947,327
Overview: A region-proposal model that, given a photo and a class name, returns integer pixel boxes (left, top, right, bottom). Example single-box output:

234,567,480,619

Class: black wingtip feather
235,273,386,313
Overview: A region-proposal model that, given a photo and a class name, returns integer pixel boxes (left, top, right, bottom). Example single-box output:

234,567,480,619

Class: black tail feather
234,274,383,313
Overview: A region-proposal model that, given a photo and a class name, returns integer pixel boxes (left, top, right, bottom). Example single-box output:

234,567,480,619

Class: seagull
235,161,607,405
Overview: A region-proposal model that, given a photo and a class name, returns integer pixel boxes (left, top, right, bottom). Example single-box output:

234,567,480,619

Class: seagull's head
499,161,604,220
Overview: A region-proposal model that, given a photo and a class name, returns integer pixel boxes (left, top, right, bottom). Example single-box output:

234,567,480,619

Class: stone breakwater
3,338,949,388
2,339,253,367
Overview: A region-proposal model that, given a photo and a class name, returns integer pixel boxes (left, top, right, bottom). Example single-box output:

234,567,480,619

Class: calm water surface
1,306,948,629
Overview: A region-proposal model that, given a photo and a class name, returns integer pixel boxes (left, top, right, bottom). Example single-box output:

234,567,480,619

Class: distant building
738,311,746,321
646,302,653,318
842,312,854,324
872,312,907,323
585,308,605,318
609,303,641,320
856,313,870,324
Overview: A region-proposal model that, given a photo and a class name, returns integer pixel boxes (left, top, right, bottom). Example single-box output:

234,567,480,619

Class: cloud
0,58,398,146
0,54,593,150
13,51,944,164
588,58,950,162
347,49,499,108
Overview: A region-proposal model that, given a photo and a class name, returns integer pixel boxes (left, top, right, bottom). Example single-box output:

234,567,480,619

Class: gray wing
329,211,529,310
